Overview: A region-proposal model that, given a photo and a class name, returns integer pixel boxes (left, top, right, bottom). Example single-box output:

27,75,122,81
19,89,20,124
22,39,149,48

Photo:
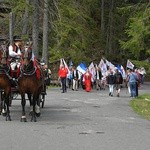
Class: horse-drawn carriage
0,41,47,122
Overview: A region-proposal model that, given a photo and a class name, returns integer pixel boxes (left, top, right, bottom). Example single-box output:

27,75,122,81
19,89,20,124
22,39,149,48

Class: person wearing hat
8,36,22,72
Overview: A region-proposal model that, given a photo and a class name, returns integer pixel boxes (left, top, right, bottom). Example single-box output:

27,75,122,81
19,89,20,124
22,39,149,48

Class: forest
0,0,150,74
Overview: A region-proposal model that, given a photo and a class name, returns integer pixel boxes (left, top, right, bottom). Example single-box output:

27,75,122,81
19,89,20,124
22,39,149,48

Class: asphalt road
0,82,150,150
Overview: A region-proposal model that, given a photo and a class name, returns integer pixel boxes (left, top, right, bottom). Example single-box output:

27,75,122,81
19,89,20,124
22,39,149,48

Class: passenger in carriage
8,36,22,78
40,61,51,86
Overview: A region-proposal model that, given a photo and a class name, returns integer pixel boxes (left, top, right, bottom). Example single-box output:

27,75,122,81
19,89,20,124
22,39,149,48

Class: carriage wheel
0,90,3,114
9,93,13,107
41,94,45,108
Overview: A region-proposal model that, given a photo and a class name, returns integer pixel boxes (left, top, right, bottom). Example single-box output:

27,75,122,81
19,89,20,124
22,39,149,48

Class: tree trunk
108,0,114,54
22,0,29,35
42,0,49,65
101,0,104,34
32,0,39,58
9,12,14,44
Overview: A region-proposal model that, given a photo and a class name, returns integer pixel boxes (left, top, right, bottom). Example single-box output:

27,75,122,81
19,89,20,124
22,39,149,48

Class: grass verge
130,94,150,120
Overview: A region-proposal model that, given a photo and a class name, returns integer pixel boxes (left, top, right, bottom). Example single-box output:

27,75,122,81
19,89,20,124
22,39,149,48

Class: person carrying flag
58,64,68,93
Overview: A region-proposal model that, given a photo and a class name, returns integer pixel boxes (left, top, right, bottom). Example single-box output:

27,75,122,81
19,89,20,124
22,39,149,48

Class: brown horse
0,45,12,121
18,47,43,122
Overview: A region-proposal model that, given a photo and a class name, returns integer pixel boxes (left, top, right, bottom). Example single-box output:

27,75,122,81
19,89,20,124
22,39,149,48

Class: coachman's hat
13,36,22,42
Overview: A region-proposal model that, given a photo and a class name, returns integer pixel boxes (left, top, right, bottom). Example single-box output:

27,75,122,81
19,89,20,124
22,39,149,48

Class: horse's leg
2,101,6,115
20,93,27,122
0,90,2,115
28,93,38,118
0,90,6,116
31,94,37,122
27,93,33,116
5,92,11,121
35,92,41,117
29,89,41,117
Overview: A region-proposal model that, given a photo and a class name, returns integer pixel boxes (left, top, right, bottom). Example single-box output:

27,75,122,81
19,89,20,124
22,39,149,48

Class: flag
109,62,115,70
98,59,107,76
98,59,104,69
105,59,110,67
126,60,134,70
77,63,87,74
121,65,126,79
88,62,96,80
116,64,122,74
116,64,126,79
62,58,70,73
69,60,73,68
60,58,63,68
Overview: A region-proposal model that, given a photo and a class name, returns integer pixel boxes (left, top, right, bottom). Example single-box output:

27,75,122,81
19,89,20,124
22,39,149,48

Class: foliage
130,94,150,120
50,0,102,64
6,0,31,12
5,0,33,36
2,0,150,65
120,4,150,60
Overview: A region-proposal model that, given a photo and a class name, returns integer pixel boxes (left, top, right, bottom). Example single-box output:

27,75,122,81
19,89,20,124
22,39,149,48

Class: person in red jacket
58,64,68,93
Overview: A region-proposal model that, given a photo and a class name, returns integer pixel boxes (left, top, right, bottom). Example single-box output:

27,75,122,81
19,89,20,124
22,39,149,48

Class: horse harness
20,60,37,76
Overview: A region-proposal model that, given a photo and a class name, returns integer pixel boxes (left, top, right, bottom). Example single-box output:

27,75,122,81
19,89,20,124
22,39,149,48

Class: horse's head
22,47,32,65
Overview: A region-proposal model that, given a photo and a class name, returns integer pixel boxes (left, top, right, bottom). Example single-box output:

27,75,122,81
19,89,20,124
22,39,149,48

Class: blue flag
77,63,87,74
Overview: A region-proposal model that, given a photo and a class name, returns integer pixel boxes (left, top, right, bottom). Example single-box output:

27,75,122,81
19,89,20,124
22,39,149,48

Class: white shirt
96,70,99,80
9,45,21,57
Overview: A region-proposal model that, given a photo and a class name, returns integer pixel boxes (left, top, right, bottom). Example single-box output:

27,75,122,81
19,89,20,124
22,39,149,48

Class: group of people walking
58,63,146,99
58,65,96,93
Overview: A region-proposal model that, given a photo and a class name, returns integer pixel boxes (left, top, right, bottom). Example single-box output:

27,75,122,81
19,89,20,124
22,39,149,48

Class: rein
20,60,36,76
0,64,12,80
21,66,36,76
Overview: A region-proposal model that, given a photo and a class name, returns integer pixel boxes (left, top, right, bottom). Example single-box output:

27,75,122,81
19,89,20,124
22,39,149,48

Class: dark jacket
72,70,79,80
95,70,102,80
107,74,115,85
114,72,123,84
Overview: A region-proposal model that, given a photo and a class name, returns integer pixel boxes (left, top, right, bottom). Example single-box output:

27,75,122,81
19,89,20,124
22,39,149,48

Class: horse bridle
2,50,7,58
0,48,8,64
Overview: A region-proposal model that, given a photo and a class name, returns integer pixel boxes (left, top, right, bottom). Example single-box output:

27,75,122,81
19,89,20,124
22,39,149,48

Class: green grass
48,84,60,88
130,94,150,120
